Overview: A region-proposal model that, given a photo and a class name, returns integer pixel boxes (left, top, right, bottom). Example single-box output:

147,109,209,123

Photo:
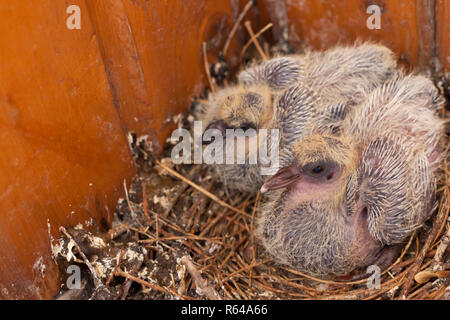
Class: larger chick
257,74,444,277
198,43,397,193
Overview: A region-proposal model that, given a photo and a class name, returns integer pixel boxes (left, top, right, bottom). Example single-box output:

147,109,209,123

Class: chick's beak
260,165,302,193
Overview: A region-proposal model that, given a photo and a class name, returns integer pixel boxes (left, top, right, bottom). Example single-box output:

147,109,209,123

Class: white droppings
88,235,106,249
32,257,46,276
74,223,83,230
153,194,171,210
208,243,219,254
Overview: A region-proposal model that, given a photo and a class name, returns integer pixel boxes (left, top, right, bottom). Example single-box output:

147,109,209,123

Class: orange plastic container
0,0,448,299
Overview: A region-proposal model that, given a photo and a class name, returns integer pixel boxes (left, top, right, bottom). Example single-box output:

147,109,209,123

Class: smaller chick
257,74,444,277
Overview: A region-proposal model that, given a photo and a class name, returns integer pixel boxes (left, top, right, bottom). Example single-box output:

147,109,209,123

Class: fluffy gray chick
258,74,444,278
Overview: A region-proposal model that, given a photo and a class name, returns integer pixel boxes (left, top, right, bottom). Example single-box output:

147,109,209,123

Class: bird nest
53,12,450,300
54,91,450,301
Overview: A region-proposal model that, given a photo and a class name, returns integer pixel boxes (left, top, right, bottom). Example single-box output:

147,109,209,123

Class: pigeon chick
257,74,444,277
198,43,397,193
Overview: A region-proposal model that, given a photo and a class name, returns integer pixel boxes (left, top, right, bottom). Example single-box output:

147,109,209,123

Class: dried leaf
414,270,450,284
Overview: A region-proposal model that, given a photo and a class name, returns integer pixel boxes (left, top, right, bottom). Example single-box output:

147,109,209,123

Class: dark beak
260,165,302,193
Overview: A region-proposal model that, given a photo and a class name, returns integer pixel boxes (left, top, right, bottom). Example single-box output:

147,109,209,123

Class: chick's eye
311,166,324,174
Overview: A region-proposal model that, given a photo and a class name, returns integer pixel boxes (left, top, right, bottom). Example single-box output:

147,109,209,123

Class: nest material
54,99,450,300
53,9,450,300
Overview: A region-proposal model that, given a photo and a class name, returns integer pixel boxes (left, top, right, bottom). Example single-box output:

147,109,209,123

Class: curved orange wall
0,0,448,299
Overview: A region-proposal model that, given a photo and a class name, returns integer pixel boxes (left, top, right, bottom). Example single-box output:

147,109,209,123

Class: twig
108,223,130,240
400,188,449,298
432,285,449,300
199,210,230,237
432,188,450,245
120,259,143,300
280,266,369,286
407,282,433,299
164,166,202,218
220,235,249,269
230,279,249,299
266,275,324,297
434,224,450,265
138,235,224,244
322,267,412,300
187,191,209,233
155,159,250,217
223,0,253,56
263,41,270,57
253,279,308,298
243,21,268,61
105,249,126,286
391,249,439,272
249,192,261,287
240,23,273,59
123,179,137,219
181,255,222,299
155,213,159,240
223,259,271,281
115,268,192,300
202,42,215,92
141,181,152,225
59,226,102,288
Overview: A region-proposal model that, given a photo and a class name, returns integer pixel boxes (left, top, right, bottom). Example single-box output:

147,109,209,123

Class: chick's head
198,84,275,193
261,134,357,203
203,84,274,135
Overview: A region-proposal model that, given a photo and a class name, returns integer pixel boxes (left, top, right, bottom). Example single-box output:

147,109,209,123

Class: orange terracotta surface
284,0,421,66
254,0,449,72
0,0,240,299
0,0,448,300
437,0,450,72
87,0,241,153
0,0,137,299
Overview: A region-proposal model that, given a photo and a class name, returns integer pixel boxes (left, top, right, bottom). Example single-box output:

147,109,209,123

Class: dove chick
257,74,444,277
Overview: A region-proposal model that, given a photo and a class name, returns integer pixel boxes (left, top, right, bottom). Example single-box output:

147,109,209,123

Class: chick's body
198,43,397,192
257,74,444,277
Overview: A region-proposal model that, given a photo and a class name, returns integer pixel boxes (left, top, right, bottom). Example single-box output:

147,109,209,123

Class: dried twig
248,191,261,286
432,188,450,245
115,268,192,300
141,181,152,225
120,259,144,300
181,255,222,300
138,235,223,244
392,249,442,272
240,23,273,59
59,226,102,288
434,225,450,265
105,249,126,286
155,159,250,217
400,188,449,298
243,20,268,61
202,42,215,92
123,179,135,216
223,0,253,56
